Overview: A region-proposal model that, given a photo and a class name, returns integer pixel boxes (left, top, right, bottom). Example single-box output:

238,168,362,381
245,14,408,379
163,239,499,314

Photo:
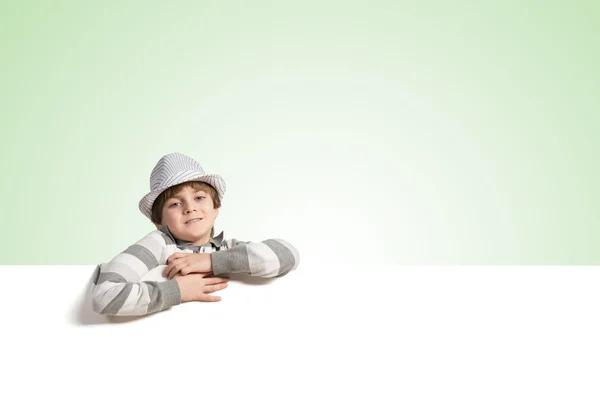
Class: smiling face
156,184,220,245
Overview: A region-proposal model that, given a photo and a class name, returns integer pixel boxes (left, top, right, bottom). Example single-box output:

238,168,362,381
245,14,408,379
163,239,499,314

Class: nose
183,201,198,214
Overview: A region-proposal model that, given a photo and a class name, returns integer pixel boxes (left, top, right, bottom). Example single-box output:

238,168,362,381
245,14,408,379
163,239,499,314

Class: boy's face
158,185,219,245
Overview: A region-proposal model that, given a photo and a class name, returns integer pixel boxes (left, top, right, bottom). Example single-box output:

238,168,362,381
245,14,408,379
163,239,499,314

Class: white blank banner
1,265,599,418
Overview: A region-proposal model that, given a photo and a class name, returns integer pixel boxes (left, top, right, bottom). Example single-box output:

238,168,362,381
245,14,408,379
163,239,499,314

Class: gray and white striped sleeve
91,231,181,316
211,238,300,278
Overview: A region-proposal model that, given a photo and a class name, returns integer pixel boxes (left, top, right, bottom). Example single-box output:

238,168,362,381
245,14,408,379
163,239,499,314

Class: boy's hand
163,253,212,279
174,272,229,303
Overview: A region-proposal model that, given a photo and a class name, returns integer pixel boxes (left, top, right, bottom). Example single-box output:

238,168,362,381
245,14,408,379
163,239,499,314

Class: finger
164,264,176,279
167,253,185,264
204,277,230,285
168,261,185,279
201,273,227,279
199,294,222,302
204,283,228,293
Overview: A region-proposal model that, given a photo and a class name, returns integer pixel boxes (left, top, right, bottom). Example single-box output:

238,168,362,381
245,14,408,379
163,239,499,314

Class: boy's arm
91,231,181,316
210,238,300,278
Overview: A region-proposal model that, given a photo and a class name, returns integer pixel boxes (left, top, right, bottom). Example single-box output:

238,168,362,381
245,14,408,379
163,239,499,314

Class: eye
168,202,180,208
195,196,205,201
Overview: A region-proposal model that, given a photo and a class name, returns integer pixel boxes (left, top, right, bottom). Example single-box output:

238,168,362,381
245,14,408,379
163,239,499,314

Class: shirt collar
159,225,224,248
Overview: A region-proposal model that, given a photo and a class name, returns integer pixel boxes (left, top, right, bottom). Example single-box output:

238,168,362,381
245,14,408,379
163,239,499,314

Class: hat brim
138,173,226,220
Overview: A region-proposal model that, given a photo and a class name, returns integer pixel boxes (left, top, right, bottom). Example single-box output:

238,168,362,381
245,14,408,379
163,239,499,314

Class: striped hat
138,152,226,220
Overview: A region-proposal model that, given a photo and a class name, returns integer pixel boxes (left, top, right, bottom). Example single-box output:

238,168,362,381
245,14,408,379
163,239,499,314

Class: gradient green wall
1,1,598,264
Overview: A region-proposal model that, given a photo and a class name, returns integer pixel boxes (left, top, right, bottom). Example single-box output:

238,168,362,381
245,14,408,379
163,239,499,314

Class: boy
91,152,300,316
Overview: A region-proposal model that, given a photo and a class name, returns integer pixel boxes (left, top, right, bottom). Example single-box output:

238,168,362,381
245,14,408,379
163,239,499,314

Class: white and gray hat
138,152,226,220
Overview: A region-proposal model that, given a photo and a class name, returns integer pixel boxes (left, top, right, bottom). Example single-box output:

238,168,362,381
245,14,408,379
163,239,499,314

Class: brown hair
151,181,221,226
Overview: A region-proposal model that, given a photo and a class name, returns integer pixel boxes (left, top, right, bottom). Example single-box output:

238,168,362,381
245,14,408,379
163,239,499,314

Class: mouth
185,218,203,224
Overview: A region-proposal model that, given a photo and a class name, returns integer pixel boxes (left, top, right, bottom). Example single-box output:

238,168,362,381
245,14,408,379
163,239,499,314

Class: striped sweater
91,226,300,316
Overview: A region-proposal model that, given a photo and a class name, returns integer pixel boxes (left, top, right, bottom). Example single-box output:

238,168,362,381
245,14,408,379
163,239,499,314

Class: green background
1,1,598,265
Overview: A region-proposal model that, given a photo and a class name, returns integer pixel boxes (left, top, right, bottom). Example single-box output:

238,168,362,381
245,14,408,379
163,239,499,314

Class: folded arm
91,231,181,316
211,238,300,278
